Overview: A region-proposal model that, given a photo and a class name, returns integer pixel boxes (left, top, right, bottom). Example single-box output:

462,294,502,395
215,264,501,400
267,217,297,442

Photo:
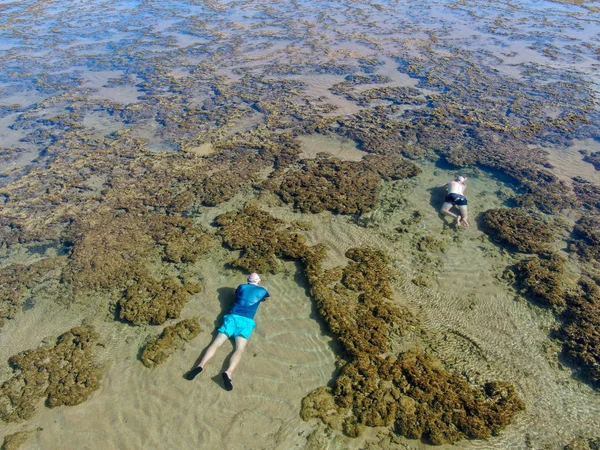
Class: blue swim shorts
218,314,256,339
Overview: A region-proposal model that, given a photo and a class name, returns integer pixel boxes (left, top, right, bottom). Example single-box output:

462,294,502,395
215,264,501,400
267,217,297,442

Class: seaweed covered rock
435,132,575,214
571,215,600,262
276,155,381,214
274,153,419,214
327,352,525,445
303,246,525,442
360,154,421,181
393,353,524,444
572,177,600,212
1,430,36,450
148,216,213,264
0,258,64,326
300,386,344,430
63,213,210,325
559,278,600,387
216,208,524,443
0,327,101,422
302,351,525,444
582,151,600,171
63,213,212,290
481,208,554,253
563,435,600,450
512,169,575,214
141,318,202,367
215,205,308,273
514,253,567,307
118,274,201,325
342,248,393,299
327,106,422,158
416,236,448,253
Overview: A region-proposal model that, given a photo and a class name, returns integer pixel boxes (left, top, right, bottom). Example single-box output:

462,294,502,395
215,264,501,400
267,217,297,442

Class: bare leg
225,336,248,378
198,332,229,369
458,205,469,228
441,202,460,226
184,332,230,380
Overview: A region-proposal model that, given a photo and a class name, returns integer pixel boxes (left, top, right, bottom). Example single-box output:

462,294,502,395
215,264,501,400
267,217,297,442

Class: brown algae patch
0,327,101,422
140,319,202,368
62,213,211,325
272,153,420,214
481,208,555,254
0,258,64,327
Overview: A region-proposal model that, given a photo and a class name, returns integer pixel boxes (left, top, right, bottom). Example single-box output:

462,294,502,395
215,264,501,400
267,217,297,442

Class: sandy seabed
1,0,600,448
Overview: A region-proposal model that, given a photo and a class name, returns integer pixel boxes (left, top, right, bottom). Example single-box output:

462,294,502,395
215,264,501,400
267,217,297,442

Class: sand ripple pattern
20,260,336,450
398,273,600,449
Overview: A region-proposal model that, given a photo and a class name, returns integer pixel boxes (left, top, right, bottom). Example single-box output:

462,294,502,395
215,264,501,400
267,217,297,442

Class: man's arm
436,181,450,188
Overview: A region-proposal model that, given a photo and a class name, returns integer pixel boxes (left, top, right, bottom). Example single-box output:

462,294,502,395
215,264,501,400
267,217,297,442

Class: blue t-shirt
229,283,270,319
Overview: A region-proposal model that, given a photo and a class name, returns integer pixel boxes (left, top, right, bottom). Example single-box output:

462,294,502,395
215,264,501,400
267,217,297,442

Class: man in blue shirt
184,273,269,391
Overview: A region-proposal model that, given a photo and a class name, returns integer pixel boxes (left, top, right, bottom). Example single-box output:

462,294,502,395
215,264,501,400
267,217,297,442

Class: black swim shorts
445,193,468,206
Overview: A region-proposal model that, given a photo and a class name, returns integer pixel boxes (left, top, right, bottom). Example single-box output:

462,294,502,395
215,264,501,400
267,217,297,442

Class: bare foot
462,218,470,229
456,216,462,227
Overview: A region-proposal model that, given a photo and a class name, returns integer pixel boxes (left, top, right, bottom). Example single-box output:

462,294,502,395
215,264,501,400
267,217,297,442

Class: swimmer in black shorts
438,175,469,228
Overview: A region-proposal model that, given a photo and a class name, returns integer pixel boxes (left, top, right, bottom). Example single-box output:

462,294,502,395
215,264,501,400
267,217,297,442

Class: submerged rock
481,208,555,254
141,318,202,368
274,153,420,214
1,430,36,450
0,327,101,422
216,207,524,444
514,253,568,308
0,258,64,327
560,278,600,388
571,216,600,263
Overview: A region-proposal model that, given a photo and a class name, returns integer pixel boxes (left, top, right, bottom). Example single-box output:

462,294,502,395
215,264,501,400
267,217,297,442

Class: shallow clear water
1,0,600,448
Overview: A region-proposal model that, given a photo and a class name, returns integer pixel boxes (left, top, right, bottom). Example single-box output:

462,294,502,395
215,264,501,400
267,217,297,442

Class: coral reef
0,258,64,326
559,278,600,387
274,153,419,214
514,253,567,307
481,208,554,253
1,430,35,450
571,216,600,262
216,207,524,443
0,327,101,422
582,151,600,171
62,213,209,325
573,177,600,212
141,318,202,367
